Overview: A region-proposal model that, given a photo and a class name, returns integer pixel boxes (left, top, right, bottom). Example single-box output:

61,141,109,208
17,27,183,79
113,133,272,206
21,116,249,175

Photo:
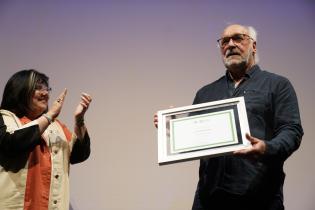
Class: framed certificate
157,96,251,165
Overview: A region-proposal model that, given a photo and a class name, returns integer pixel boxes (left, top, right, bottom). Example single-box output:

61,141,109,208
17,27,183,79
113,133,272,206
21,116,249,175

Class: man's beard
223,48,252,71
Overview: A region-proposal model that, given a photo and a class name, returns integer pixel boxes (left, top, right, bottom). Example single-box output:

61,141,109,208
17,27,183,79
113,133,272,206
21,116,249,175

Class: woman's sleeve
70,132,91,164
0,114,41,156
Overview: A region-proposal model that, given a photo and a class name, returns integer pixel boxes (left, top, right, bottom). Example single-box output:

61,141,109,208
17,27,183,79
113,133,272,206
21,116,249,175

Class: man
170,24,303,210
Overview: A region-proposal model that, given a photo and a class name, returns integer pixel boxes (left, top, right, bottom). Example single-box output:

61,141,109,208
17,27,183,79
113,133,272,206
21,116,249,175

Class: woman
0,69,92,210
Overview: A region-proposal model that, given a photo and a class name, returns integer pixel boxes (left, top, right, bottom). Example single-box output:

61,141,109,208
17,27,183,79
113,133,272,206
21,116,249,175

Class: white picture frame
157,97,251,165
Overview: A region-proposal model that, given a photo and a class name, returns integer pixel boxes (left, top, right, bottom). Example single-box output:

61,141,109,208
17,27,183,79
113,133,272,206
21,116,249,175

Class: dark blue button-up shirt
192,65,303,207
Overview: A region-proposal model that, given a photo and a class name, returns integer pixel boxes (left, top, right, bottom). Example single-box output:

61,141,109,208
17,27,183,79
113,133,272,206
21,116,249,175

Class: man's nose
227,38,236,47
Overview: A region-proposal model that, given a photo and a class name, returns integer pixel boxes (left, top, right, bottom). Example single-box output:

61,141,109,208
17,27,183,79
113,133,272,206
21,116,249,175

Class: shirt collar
226,64,260,81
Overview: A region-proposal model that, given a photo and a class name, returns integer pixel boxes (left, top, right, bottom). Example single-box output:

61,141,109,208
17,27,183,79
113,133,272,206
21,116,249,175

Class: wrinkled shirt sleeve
264,78,303,162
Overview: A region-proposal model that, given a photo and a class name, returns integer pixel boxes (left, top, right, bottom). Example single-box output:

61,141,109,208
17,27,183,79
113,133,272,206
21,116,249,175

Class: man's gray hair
247,26,257,41
246,26,259,63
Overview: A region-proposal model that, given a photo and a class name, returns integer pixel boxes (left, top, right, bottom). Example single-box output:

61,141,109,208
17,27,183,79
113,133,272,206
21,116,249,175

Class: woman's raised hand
47,88,67,120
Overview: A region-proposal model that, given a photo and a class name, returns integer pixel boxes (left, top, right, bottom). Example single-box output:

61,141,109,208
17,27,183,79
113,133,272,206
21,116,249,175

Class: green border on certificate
169,109,238,154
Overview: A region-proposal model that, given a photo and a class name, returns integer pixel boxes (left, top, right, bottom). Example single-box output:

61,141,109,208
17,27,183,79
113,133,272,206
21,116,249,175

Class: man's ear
252,41,257,53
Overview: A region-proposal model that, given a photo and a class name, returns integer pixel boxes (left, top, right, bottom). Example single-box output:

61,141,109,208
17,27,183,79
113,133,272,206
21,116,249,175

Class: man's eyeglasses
217,33,253,48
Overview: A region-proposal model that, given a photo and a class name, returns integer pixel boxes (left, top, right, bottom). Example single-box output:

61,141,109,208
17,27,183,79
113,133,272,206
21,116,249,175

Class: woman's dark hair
0,69,49,117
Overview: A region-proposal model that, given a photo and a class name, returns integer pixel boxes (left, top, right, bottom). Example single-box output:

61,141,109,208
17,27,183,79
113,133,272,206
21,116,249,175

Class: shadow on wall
70,203,75,210
70,198,81,210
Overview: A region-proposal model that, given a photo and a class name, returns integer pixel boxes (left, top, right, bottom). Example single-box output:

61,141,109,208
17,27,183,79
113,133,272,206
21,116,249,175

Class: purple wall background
1,0,314,209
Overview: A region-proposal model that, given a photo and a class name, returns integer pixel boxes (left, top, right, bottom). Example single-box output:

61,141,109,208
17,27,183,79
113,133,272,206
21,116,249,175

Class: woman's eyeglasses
35,84,52,93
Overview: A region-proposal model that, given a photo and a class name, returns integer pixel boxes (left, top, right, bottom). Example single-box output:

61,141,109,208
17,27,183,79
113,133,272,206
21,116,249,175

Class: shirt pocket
242,89,270,115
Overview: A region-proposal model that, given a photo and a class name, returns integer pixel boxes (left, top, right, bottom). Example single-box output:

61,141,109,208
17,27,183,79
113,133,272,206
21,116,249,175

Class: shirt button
54,150,58,154
55,174,59,179
53,200,57,204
